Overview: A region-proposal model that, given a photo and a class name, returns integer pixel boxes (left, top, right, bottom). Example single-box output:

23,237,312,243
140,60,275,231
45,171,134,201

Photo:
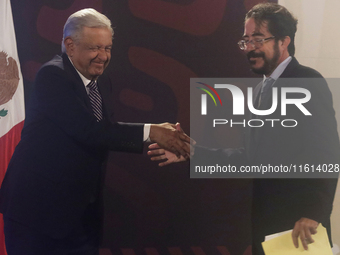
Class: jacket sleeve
30,64,144,153
291,78,340,223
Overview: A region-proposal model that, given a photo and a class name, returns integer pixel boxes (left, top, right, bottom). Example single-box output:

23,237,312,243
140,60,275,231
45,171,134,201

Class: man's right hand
149,122,191,159
148,123,195,166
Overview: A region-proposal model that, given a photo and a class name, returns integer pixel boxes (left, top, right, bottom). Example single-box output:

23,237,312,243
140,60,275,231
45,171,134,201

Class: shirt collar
263,56,292,82
68,56,92,87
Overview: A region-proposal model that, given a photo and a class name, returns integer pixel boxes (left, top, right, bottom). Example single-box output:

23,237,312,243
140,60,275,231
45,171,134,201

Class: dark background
10,0,275,254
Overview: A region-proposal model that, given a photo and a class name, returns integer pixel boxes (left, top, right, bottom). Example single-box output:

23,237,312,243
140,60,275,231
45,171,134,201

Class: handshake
148,122,195,166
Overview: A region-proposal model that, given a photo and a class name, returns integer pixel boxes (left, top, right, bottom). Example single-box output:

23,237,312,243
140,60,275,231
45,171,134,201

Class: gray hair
61,8,113,52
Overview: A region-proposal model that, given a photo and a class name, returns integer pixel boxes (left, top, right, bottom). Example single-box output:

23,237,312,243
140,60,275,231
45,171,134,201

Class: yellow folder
262,224,333,254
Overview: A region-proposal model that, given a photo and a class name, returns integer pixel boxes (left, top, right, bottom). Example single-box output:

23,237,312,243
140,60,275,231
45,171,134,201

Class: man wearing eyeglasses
148,3,340,255
239,3,339,254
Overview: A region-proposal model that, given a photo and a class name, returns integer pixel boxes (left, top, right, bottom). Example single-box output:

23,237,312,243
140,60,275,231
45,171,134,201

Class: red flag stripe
0,120,24,188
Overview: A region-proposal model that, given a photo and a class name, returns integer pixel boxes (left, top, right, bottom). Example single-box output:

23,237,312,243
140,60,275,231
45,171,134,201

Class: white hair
61,8,113,52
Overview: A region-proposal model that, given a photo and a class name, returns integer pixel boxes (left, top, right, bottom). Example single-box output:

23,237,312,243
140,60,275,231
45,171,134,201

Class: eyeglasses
238,36,275,50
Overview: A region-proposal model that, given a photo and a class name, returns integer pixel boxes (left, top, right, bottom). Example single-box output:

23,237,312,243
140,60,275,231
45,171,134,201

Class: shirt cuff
143,124,151,142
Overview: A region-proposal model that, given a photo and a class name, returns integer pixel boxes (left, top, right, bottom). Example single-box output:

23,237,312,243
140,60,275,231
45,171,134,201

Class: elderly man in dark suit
148,3,340,255
0,8,190,255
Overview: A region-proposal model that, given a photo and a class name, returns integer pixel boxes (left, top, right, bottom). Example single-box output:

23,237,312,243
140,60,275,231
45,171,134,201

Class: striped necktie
87,80,103,121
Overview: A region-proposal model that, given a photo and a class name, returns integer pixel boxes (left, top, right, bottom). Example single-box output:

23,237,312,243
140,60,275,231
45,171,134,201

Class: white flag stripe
0,0,25,138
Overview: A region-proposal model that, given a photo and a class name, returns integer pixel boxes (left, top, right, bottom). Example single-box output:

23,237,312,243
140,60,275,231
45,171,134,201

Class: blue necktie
87,80,103,121
258,77,275,108
250,77,276,152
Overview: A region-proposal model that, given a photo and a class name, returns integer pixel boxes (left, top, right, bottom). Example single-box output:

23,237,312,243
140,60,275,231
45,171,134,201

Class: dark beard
247,41,280,75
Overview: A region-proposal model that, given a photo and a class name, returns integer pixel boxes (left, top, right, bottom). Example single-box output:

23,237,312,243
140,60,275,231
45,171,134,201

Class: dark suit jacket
0,54,144,239
251,58,339,249
195,57,340,249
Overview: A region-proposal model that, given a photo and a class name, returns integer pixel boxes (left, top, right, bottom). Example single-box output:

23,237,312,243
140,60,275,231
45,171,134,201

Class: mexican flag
0,0,25,254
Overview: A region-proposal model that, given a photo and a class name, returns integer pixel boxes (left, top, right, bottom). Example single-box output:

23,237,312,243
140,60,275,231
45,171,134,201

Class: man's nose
97,48,109,61
244,42,256,53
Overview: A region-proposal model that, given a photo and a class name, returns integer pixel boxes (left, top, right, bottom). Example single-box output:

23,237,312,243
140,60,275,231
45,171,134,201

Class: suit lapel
246,58,299,161
246,81,263,161
279,57,299,78
253,81,263,108
62,54,92,110
62,54,113,121
97,73,113,121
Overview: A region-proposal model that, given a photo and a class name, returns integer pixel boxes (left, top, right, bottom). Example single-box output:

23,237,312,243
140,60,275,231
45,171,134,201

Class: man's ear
64,37,74,57
281,36,291,50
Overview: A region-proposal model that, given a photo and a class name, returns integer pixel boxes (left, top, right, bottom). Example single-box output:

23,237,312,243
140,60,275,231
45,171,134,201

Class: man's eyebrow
242,32,265,38
252,32,265,37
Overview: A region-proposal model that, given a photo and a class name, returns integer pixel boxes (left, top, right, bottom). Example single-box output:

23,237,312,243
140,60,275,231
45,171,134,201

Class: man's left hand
292,217,318,250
